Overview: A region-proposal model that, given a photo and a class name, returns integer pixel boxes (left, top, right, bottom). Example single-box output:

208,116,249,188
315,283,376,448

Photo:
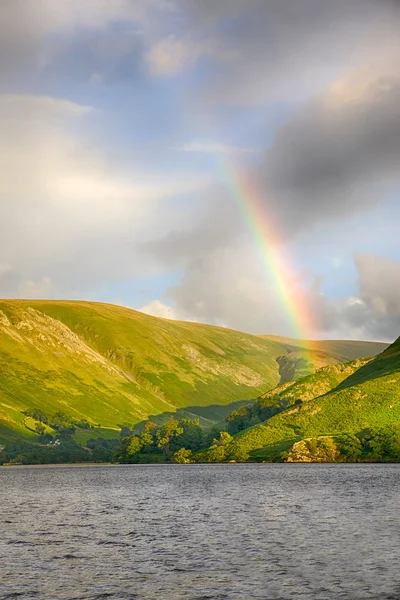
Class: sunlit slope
0,300,296,442
227,337,400,460
261,335,388,360
225,358,371,434
0,300,389,444
261,335,387,380
258,358,371,407
259,335,387,386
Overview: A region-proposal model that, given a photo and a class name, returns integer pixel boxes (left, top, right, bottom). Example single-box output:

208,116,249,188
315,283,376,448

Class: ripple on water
1,464,400,600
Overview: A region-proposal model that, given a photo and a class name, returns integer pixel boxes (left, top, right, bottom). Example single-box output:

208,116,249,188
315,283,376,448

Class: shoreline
0,462,116,468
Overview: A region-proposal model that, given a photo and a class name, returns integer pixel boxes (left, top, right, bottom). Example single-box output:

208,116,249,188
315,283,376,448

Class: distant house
47,439,62,447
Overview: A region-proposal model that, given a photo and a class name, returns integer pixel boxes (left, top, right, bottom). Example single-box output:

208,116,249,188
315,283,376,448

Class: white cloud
0,94,93,119
139,300,179,320
0,93,208,297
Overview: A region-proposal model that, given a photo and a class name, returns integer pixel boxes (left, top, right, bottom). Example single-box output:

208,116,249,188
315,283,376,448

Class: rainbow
219,154,314,343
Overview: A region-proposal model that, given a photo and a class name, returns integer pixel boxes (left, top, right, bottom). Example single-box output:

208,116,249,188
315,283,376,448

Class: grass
72,427,120,445
0,299,389,445
224,337,400,461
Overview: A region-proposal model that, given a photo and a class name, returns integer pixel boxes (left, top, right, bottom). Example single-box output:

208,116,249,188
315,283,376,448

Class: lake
1,464,399,599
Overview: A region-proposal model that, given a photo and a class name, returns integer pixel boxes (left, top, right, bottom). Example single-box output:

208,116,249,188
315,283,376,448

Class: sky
0,0,399,342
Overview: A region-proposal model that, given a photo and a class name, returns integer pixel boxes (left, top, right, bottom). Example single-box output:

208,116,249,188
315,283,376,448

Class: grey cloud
145,0,400,261
356,254,400,317
260,78,400,236
183,0,400,105
161,252,400,341
299,255,400,341
0,0,174,80
147,65,400,290
165,244,293,335
142,188,243,267
1,0,399,342
144,59,400,338
2,0,398,95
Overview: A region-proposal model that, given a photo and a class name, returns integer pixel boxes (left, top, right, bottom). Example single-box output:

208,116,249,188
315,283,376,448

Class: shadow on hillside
335,352,400,391
132,398,253,432
0,422,30,445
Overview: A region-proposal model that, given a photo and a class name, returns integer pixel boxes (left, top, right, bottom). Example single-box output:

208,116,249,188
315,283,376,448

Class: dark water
1,464,400,600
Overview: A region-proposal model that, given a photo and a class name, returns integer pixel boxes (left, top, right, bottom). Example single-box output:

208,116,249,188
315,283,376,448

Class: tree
141,422,158,451
171,419,203,452
156,418,184,459
339,434,362,462
368,424,400,462
174,448,193,464
226,444,249,462
119,423,133,437
126,436,142,458
207,431,233,463
208,443,226,462
35,423,46,436
225,406,251,435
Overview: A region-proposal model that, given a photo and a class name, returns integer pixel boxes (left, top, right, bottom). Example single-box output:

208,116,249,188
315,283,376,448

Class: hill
260,335,386,383
261,335,387,361
0,300,388,445
217,336,400,462
225,357,371,435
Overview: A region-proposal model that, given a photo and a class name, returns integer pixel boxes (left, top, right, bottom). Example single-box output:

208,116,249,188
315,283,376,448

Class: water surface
1,464,399,599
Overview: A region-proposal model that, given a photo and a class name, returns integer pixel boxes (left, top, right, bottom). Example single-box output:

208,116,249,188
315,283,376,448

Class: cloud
154,243,324,337
145,34,214,76
139,300,179,320
291,255,400,341
0,94,93,119
0,0,175,77
145,57,400,336
175,0,400,106
176,141,255,155
161,42,400,244
2,0,398,99
1,1,399,342
260,68,400,237
145,1,400,264
140,253,400,342
0,93,207,298
356,254,400,320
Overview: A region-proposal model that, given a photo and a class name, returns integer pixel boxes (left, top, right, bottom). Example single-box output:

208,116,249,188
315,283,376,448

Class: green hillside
225,357,371,435
0,299,389,445
261,335,387,361
259,335,386,384
216,337,400,462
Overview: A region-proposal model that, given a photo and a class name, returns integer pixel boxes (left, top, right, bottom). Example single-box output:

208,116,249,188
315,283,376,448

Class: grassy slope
257,357,371,408
228,337,400,460
261,335,387,363
259,336,387,384
0,300,310,443
0,299,389,445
